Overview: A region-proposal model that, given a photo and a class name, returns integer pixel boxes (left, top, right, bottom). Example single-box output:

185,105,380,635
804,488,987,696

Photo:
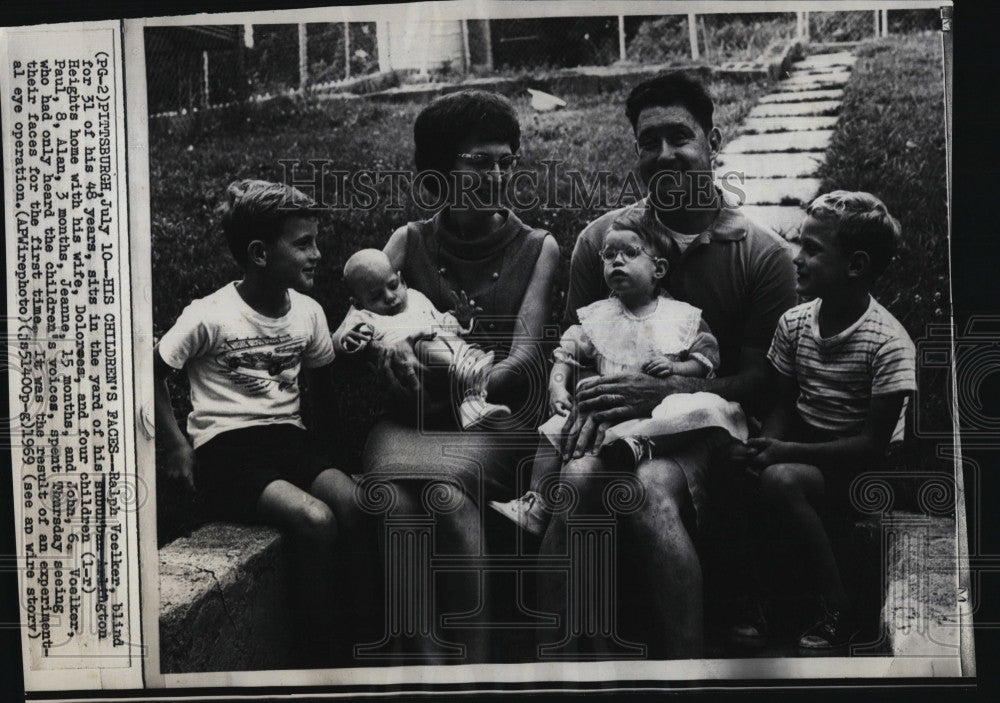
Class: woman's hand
342,322,374,354
448,290,483,330
548,383,573,416
374,331,436,397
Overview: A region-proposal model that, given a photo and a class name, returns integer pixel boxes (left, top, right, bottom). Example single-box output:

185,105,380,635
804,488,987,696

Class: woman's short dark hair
413,90,521,197
625,71,714,136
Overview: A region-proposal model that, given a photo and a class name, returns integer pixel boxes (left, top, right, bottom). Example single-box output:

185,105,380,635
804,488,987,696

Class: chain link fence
145,22,379,116
808,8,940,41
144,10,942,117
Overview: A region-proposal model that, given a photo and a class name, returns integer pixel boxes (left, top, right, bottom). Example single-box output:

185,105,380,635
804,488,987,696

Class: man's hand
448,290,483,330
164,444,196,493
643,356,676,378
342,322,374,354
557,374,679,460
375,330,435,397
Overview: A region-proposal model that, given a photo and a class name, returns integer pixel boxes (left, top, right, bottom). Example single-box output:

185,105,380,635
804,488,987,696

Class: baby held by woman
335,248,510,430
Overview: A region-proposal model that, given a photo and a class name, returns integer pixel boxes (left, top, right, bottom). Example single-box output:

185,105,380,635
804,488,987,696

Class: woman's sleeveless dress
362,210,548,502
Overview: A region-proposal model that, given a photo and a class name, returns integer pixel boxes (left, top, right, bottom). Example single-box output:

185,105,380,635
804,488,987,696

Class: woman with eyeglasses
489,209,748,536
357,90,559,663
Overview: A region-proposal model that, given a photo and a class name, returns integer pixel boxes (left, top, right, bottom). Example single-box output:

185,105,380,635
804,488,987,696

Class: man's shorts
194,424,328,522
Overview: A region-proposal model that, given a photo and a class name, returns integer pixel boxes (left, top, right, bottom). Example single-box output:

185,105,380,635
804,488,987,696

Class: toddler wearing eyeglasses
489,213,748,535
334,248,511,430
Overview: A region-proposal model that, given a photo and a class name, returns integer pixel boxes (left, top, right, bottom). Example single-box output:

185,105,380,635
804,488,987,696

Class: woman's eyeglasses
598,244,655,262
455,153,519,171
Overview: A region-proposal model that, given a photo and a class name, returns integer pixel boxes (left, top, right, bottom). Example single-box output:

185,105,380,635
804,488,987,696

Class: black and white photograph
132,0,967,685
2,0,985,699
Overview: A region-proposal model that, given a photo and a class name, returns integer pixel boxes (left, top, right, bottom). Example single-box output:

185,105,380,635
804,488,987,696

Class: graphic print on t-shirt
214,334,308,394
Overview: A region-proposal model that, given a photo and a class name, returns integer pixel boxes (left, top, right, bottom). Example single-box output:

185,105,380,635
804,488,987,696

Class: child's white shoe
488,491,549,536
459,394,511,430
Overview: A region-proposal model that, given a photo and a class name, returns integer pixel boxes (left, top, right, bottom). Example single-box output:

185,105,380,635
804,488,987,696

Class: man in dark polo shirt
538,72,797,658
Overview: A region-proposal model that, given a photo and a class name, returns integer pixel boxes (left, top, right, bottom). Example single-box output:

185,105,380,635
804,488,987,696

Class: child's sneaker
728,597,769,648
488,491,549,536
798,607,859,650
459,393,511,430
598,435,655,471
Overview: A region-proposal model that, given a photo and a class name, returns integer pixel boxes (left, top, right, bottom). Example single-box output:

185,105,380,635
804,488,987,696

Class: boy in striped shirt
730,191,916,650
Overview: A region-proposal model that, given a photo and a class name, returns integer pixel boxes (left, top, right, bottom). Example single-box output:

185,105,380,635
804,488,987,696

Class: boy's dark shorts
194,424,329,523
781,418,902,517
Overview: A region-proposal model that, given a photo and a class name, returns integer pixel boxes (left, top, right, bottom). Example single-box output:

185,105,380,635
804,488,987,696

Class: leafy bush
816,34,949,454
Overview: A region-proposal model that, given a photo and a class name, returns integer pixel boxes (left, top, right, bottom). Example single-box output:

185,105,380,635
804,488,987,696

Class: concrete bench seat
159,512,959,672
159,523,292,673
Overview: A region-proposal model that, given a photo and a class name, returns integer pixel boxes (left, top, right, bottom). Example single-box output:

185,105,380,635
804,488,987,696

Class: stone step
793,52,857,70
740,205,807,239
737,177,822,206
750,100,841,117
722,130,834,154
759,89,844,104
777,71,853,90
741,116,839,134
716,152,825,178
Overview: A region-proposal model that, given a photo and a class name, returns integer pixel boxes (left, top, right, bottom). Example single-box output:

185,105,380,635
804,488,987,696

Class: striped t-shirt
767,296,916,442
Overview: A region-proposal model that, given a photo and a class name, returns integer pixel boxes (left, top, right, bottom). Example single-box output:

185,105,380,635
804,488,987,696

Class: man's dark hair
806,190,901,280
219,179,316,268
413,90,521,197
625,71,715,135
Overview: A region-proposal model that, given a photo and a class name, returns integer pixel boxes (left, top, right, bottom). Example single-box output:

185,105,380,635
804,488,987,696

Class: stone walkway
717,47,858,239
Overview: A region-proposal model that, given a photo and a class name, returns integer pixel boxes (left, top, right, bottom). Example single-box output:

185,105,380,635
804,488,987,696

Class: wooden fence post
344,22,351,79
298,23,308,89
687,12,699,61
202,50,210,106
882,9,890,37
460,19,471,74
618,15,626,62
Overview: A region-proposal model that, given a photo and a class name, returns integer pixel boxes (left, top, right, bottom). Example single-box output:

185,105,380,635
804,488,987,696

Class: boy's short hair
220,179,317,267
806,190,901,280
625,71,714,136
414,90,521,197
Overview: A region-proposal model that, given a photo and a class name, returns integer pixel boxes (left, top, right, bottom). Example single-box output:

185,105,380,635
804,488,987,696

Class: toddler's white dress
539,295,748,449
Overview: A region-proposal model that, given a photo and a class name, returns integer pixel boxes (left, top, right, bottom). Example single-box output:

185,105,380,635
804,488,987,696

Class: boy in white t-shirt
154,179,374,665
728,191,916,651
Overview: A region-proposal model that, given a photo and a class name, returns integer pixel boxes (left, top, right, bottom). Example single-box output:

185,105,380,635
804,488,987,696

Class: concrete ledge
159,511,959,668
882,512,961,657
159,523,293,673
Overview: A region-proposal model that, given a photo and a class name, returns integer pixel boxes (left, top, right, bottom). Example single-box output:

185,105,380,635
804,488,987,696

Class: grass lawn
816,33,950,451
150,76,767,541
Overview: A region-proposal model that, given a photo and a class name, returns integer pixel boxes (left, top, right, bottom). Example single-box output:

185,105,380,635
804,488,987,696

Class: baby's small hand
448,289,484,329
549,385,573,416
342,322,374,353
643,356,675,377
